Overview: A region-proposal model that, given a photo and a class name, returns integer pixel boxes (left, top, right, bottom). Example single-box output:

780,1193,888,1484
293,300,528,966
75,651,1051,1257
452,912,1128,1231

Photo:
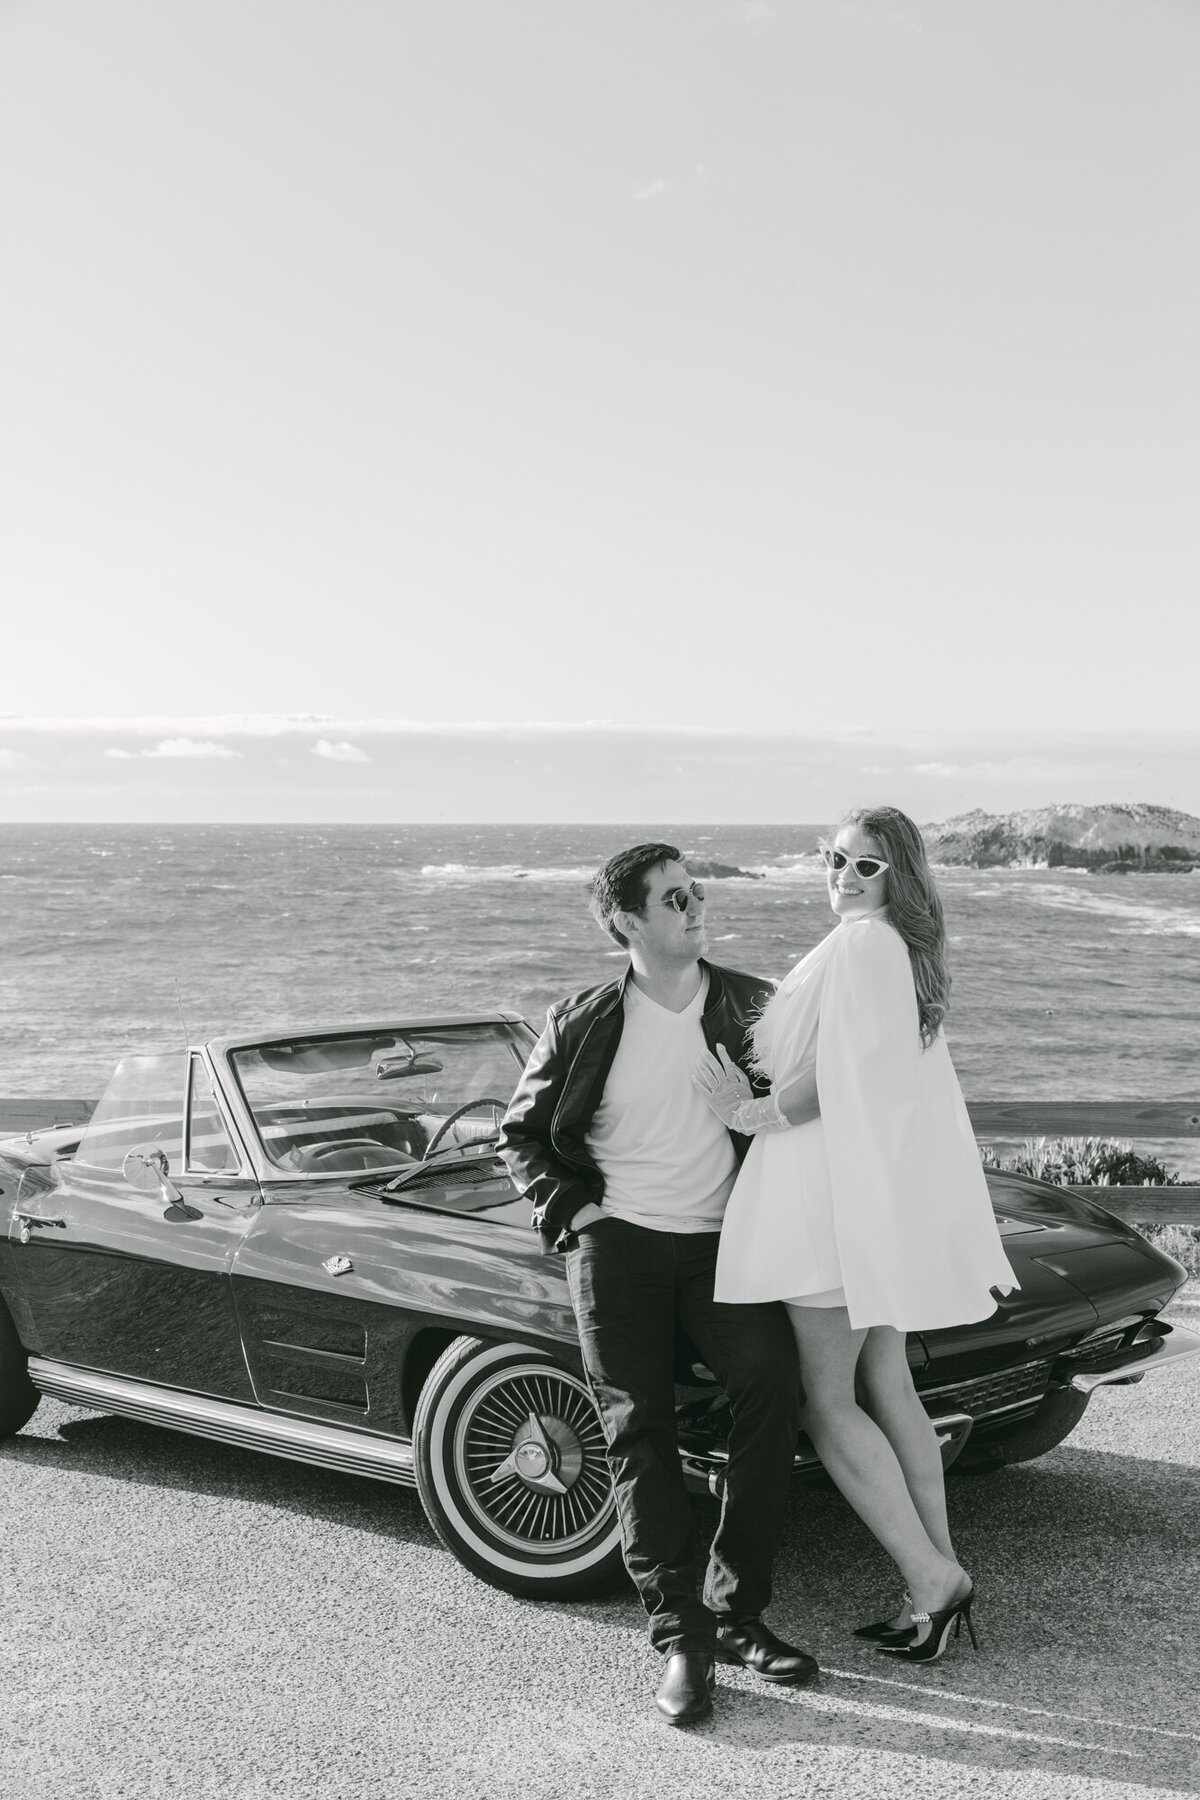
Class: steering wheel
293,1138,404,1173
423,1099,507,1159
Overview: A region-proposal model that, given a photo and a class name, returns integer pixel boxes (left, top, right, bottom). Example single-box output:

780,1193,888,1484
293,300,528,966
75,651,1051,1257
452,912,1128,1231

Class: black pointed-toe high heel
853,1593,916,1644
877,1587,977,1663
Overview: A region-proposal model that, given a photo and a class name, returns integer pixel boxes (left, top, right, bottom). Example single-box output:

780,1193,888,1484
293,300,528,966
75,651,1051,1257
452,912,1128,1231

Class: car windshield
230,1023,532,1175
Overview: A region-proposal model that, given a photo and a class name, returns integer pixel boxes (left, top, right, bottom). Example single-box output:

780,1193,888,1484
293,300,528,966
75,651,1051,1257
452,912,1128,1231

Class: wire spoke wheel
457,1365,613,1551
413,1337,624,1598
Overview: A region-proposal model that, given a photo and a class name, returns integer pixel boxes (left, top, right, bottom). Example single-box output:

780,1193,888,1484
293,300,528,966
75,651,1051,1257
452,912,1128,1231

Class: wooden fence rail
0,1099,95,1134
2,1099,1198,1226
4,1098,1197,1137
965,1101,1200,1225
966,1102,1200,1140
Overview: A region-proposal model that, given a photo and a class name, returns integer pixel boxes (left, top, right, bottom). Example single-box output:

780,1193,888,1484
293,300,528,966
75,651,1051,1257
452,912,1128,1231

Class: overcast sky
2,1,1197,821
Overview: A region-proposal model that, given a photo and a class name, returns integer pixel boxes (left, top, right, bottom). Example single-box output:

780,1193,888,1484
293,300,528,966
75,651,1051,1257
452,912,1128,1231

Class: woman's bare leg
786,1304,968,1617
857,1326,955,1560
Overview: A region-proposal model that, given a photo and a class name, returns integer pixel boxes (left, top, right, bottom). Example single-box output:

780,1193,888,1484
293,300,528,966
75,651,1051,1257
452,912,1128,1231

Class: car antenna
172,977,192,1049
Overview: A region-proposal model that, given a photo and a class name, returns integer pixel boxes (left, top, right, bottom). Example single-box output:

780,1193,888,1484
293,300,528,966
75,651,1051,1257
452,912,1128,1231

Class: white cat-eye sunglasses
819,844,890,881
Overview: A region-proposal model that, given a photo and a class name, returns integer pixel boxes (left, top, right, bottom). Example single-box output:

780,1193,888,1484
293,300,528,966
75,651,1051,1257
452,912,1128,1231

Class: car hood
919,1172,1184,1378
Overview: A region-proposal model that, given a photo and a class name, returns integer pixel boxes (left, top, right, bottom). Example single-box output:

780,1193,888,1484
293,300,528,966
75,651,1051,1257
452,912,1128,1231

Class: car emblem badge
322,1254,353,1277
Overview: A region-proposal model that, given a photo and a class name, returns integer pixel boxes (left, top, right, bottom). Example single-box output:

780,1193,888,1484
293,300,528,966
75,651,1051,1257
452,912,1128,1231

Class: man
499,843,818,1725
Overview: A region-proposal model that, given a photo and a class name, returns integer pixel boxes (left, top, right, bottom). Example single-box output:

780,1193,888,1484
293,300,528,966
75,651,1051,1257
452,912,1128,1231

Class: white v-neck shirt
584,973,738,1232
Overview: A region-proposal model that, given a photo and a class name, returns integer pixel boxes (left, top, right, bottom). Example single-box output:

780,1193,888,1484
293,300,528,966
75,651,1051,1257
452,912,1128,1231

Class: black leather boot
715,1618,819,1686
655,1651,715,1725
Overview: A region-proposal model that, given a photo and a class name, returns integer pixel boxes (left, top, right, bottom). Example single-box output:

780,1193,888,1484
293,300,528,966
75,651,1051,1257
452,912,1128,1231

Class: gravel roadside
3,1287,1198,1800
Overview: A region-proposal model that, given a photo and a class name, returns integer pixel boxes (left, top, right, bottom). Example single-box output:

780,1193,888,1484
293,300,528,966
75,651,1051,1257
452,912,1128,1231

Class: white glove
693,1045,788,1134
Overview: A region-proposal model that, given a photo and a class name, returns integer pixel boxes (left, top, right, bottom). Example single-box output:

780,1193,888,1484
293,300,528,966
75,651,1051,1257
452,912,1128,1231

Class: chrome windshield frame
182,1048,256,1185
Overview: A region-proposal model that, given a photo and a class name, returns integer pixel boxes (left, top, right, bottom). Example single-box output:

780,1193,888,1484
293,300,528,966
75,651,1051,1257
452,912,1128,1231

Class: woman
694,806,1017,1663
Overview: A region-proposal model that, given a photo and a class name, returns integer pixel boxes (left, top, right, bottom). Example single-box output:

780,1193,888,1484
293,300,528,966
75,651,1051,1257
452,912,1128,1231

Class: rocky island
683,855,764,880
923,803,1200,872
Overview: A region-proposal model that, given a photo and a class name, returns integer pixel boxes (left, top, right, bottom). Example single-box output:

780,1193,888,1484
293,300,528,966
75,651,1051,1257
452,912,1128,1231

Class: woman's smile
827,824,889,918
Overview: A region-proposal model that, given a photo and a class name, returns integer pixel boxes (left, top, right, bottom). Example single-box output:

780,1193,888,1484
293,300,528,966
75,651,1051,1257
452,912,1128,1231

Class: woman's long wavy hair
847,805,950,1047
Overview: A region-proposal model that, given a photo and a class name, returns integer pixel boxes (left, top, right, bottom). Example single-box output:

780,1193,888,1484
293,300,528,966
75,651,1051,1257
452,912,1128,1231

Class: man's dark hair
588,842,681,948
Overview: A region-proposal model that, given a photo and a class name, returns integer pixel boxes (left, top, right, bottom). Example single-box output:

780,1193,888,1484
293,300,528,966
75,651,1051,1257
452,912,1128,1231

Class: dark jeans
564,1218,800,1657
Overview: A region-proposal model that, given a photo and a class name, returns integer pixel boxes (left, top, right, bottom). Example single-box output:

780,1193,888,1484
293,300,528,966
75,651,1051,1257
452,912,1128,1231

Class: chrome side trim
949,1393,1046,1422
1068,1322,1200,1394
26,1359,416,1487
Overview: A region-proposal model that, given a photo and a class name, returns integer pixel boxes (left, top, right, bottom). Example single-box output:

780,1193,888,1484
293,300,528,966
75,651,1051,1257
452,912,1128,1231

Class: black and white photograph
2,4,1199,1796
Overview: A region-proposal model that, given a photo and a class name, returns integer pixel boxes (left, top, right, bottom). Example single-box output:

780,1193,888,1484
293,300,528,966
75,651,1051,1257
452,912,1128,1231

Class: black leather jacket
498,960,774,1252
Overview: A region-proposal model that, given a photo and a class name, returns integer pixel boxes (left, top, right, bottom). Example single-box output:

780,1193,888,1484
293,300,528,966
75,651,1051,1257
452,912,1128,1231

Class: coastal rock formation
683,856,764,880
923,803,1200,872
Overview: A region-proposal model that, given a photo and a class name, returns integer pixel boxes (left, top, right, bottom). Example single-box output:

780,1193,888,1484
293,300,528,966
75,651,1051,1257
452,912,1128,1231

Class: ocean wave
1018,884,1200,937
417,862,595,882
744,859,826,885
413,856,828,886
5,822,1197,1102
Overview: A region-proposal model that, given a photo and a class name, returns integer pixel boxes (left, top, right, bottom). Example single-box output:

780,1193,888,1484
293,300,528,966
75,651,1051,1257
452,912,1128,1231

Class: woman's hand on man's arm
692,1044,821,1133
693,1044,794,1134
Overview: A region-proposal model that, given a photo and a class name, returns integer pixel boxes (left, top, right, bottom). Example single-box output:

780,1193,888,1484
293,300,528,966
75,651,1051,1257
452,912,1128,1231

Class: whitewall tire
413,1336,624,1598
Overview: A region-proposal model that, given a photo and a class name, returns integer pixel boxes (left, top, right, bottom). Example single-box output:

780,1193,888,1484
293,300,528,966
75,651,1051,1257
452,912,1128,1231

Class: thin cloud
0,715,641,738
2,724,1197,822
814,0,922,31
0,714,871,741
312,739,372,764
101,739,240,760
914,761,987,777
630,179,668,202
144,739,241,760
912,759,1096,781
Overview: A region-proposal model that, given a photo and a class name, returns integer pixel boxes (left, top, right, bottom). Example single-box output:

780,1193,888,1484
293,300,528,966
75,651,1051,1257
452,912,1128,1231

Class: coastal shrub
980,1136,1183,1187
1142,1224,1200,1279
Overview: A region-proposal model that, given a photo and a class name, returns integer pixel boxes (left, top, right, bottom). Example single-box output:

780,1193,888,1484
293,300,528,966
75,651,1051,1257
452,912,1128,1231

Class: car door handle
13,1212,67,1244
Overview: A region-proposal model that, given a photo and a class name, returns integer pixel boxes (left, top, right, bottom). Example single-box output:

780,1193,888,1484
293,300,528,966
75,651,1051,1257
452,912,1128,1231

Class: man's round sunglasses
660,880,706,913
819,844,889,881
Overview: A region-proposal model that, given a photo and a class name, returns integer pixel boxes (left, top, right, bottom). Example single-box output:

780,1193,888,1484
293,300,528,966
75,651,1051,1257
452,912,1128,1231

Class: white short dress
714,914,1018,1333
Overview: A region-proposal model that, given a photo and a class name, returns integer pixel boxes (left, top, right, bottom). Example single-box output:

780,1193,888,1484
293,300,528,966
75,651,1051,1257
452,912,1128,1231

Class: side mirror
122,1144,173,1192
122,1145,201,1222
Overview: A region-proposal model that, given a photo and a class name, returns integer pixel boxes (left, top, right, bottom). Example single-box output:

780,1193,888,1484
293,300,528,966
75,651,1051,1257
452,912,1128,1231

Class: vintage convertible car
2,1017,1196,1598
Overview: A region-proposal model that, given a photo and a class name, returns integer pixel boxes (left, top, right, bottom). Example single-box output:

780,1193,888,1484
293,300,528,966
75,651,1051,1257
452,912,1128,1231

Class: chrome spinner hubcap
453,1363,614,1552
489,1410,585,1496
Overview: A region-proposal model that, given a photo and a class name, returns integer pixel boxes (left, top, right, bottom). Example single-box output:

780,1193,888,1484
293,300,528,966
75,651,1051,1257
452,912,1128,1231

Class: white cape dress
714,914,1018,1332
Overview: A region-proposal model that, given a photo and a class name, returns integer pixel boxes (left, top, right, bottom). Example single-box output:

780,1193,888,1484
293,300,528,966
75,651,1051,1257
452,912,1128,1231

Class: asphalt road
3,1289,1199,1800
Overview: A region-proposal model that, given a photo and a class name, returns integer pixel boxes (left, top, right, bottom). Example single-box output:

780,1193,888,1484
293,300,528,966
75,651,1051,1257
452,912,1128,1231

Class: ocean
2,823,1198,1171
